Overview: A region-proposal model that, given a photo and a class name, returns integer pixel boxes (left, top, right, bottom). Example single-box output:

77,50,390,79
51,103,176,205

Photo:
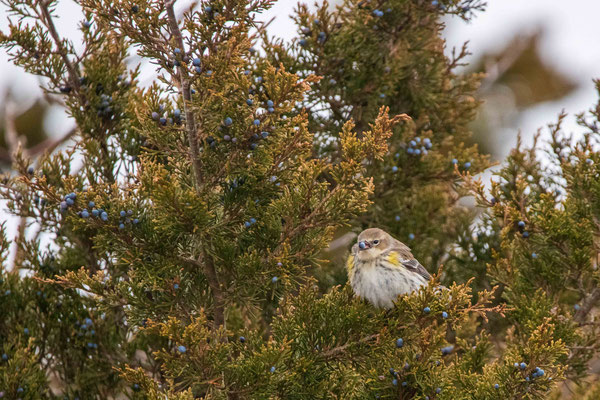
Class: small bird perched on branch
347,228,431,308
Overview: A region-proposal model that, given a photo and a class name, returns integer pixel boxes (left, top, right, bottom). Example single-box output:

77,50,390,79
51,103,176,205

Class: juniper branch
163,0,203,188
163,0,225,330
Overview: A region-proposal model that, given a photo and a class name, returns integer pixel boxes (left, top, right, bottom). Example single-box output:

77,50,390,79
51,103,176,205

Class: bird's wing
400,258,431,281
385,247,431,281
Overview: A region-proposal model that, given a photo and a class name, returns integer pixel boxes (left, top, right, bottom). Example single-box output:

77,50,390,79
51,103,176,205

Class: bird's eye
373,239,380,245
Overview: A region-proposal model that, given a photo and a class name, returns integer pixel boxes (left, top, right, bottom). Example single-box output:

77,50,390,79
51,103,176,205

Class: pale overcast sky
1,0,598,145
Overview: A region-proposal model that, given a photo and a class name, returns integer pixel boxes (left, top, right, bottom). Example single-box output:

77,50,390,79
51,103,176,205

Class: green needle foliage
0,0,598,398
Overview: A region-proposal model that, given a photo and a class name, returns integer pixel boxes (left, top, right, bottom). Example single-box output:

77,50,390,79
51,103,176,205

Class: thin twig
179,255,225,328
321,334,379,359
4,102,27,274
0,127,77,164
37,2,118,185
38,0,82,98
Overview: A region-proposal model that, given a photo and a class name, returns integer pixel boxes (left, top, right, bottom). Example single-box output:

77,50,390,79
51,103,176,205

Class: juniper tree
0,0,599,399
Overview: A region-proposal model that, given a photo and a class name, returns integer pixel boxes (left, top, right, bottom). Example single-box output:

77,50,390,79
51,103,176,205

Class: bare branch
574,287,600,324
321,334,379,359
179,254,225,328
37,1,82,97
163,0,203,187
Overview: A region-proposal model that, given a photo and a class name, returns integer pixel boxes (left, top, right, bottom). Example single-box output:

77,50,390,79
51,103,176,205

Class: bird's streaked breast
349,254,428,308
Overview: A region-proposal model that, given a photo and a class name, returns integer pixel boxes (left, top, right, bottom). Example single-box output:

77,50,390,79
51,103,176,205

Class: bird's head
355,228,392,261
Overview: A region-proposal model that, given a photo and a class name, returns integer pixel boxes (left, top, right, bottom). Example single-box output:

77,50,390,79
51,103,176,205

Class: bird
346,228,431,308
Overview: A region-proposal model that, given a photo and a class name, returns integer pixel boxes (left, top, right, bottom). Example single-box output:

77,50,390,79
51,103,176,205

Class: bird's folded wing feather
385,248,431,281
400,258,431,281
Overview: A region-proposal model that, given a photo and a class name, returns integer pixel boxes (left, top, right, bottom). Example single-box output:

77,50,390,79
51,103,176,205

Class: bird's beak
358,241,371,250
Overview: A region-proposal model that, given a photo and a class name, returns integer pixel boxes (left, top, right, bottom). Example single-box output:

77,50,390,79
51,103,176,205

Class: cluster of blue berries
451,158,471,170
406,137,432,155
76,318,98,349
192,57,202,73
170,48,189,68
206,136,217,148
299,26,312,47
514,362,546,380
372,9,384,17
151,107,182,126
118,209,139,229
266,99,275,113
60,192,77,211
87,341,98,349
516,220,529,238
32,193,46,206
441,345,454,356
244,217,257,228
245,130,270,150
192,58,211,76
226,177,246,192
389,365,411,389
96,93,114,118
530,367,545,378
83,201,109,221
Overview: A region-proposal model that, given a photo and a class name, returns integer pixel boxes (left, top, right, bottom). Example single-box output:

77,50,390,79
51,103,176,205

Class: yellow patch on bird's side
386,251,400,267
346,254,354,274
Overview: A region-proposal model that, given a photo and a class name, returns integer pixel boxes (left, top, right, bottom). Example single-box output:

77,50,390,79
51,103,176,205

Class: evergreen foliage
0,0,598,398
